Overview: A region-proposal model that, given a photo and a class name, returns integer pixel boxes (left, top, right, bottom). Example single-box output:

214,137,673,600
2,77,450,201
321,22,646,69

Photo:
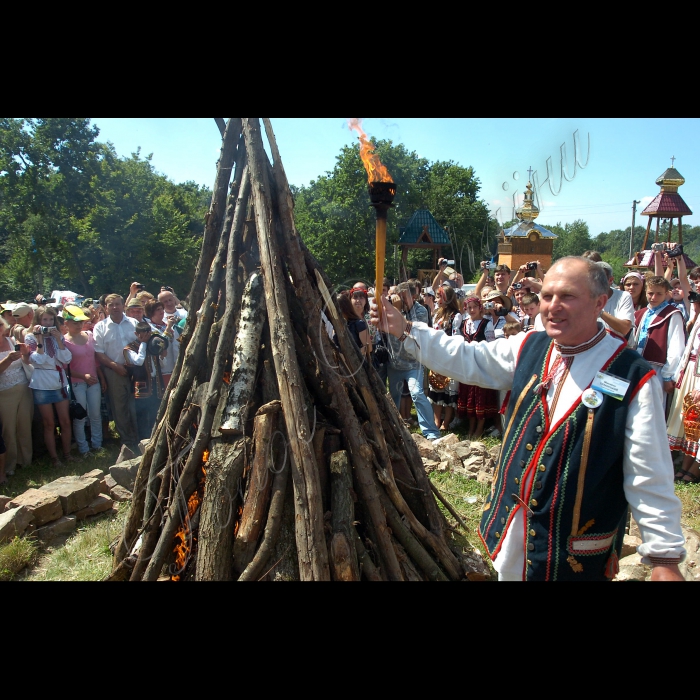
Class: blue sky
92,118,700,237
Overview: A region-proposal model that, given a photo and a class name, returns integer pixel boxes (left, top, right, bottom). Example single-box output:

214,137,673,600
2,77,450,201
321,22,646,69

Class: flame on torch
348,118,395,317
348,118,393,183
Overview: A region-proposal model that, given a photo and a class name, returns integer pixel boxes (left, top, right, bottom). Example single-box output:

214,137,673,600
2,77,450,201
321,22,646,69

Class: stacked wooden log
109,118,480,581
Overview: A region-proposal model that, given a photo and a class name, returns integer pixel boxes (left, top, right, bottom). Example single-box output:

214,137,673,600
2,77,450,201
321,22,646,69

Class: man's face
126,307,145,322
16,311,34,328
423,295,435,311
107,298,124,320
159,292,177,313
539,261,607,346
494,270,510,289
2,310,14,325
514,288,527,305
646,285,668,307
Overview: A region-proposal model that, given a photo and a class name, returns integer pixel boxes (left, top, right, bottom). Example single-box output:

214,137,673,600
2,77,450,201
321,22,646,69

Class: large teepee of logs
109,118,482,581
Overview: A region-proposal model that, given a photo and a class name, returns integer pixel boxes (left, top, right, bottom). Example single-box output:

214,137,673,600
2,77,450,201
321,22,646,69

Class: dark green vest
479,331,655,581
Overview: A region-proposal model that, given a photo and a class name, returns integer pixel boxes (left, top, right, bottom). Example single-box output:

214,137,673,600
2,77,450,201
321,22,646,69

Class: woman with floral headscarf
456,296,500,439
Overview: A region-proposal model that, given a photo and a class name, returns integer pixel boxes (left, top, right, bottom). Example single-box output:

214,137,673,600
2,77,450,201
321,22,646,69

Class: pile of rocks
0,445,141,546
412,433,498,483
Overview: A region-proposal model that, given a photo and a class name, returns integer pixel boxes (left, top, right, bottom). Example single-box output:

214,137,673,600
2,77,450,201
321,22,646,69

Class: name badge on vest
592,370,631,401
581,388,604,409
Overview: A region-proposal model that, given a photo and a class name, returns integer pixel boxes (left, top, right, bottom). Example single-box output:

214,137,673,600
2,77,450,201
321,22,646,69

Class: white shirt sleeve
614,290,636,324
125,342,148,366
661,313,686,380
623,375,685,562
403,321,527,391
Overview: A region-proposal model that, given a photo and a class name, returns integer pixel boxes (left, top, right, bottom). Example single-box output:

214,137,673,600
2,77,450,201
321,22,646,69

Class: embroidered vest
633,305,681,370
479,331,655,581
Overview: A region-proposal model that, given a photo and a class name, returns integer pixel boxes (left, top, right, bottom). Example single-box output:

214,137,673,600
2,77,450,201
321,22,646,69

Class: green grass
0,536,39,581
675,482,700,532
26,502,128,581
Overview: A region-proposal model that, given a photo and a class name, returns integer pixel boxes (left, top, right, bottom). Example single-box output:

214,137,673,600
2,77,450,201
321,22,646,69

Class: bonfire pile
109,118,482,581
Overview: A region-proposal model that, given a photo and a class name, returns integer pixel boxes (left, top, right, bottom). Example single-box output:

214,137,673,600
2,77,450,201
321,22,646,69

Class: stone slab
9,488,63,526
0,495,13,512
34,515,77,542
39,476,102,515
98,478,110,495
0,506,34,543
81,468,105,481
103,474,118,491
110,485,132,502
115,444,136,464
138,439,150,455
74,494,114,520
109,457,140,491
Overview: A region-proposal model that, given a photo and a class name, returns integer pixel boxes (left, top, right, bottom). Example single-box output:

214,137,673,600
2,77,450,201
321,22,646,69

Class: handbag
65,366,88,421
428,370,450,391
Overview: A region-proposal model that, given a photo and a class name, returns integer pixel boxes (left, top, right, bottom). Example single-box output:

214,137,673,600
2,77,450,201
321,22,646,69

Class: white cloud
638,195,654,208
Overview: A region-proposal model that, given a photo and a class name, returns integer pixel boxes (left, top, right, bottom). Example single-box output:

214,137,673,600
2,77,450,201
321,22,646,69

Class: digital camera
40,326,55,334
652,242,665,252
483,301,495,310
526,262,538,270
667,244,684,258
444,259,455,267
689,291,700,303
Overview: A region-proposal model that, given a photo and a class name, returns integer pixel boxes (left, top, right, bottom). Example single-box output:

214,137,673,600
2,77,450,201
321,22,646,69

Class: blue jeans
72,381,103,453
387,365,441,440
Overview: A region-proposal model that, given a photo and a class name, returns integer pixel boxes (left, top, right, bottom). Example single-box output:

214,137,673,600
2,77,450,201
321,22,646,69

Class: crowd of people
0,283,188,484
338,248,700,488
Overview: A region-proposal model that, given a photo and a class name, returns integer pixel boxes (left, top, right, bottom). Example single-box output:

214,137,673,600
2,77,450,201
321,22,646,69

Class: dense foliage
0,118,210,302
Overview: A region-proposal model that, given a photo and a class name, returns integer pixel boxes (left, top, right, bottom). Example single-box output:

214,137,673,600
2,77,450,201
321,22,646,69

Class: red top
64,331,97,383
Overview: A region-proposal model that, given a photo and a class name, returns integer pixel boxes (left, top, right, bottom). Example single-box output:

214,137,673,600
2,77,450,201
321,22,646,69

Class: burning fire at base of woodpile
107,118,489,582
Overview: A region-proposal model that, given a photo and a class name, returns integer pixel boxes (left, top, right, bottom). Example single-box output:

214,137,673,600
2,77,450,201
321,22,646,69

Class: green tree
544,219,592,260
0,119,210,301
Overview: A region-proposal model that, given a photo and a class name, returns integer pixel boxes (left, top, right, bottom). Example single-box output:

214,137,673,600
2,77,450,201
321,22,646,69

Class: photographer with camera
25,306,75,467
432,258,463,293
475,260,512,301
654,245,691,322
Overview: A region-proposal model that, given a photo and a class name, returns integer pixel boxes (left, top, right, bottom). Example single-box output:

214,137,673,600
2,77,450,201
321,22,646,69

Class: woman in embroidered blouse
456,296,500,439
25,306,75,467
428,286,462,432
668,306,700,483
63,305,104,454
0,316,33,481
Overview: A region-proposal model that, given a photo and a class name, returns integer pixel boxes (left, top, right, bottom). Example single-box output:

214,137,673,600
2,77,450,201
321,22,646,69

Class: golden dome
516,181,539,222
655,167,685,193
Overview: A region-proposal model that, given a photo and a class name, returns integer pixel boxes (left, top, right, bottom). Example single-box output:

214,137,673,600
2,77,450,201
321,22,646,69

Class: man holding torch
371,256,685,581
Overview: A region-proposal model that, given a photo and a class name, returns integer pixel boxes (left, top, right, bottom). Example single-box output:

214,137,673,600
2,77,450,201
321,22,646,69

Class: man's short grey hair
595,260,613,282
551,257,610,298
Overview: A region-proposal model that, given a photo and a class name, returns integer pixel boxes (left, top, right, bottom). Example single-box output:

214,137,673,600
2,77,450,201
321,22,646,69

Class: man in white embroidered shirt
372,256,685,581
94,293,139,451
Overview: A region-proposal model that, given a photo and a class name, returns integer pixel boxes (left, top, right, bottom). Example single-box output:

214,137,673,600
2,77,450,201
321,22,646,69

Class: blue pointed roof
398,209,450,245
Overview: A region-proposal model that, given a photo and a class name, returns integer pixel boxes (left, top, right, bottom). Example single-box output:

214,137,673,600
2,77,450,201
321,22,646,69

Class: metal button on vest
535,425,542,433
512,494,518,502
520,459,525,467
514,477,519,485
538,464,546,472
536,481,542,489
545,447,553,455
529,529,536,537
527,559,533,566
526,443,533,451
505,505,510,512
530,498,538,507
528,543,535,551
495,531,501,539
501,517,506,524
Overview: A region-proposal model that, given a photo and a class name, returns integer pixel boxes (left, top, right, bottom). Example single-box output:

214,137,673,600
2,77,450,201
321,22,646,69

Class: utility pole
630,200,640,259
